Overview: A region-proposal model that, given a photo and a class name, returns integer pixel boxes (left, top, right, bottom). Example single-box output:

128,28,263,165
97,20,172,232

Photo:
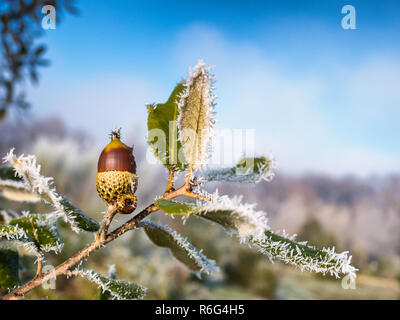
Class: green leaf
141,220,218,276
58,196,100,232
9,214,63,253
97,265,116,300
0,167,22,181
250,230,358,279
200,156,275,184
0,167,39,202
77,269,146,300
155,198,198,216
0,242,20,289
178,60,215,168
0,224,27,241
147,82,188,171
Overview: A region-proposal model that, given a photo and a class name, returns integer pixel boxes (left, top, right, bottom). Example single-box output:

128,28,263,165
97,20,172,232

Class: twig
1,175,210,300
165,167,175,192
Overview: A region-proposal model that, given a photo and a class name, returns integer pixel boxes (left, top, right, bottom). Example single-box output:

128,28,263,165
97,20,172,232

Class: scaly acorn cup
96,130,138,214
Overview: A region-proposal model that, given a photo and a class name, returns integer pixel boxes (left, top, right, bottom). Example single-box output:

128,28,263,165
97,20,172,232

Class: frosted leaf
155,198,198,216
195,192,270,240
251,230,358,280
0,166,39,202
3,149,99,233
178,60,216,168
140,220,219,277
200,155,276,184
0,242,20,289
72,269,146,300
8,212,63,253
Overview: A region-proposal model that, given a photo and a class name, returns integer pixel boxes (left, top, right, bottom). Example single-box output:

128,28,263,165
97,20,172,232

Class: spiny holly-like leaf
147,82,188,171
0,166,39,202
3,150,100,233
74,269,146,300
141,220,219,276
200,156,276,184
0,242,20,289
178,60,215,168
9,213,63,253
155,198,198,216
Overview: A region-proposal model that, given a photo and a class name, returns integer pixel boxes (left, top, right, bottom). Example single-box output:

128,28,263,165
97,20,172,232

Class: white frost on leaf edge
194,191,357,280
140,219,219,277
195,191,270,241
70,269,147,300
177,59,216,167
200,154,277,184
3,149,81,233
252,230,358,282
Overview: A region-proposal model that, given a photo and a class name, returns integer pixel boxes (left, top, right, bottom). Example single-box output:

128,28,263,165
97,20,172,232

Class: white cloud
172,24,400,176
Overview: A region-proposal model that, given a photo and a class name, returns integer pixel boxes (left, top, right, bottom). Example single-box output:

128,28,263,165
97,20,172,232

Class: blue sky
26,0,400,176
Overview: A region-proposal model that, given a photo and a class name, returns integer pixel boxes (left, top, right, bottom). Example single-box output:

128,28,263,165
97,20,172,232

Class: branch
0,180,207,300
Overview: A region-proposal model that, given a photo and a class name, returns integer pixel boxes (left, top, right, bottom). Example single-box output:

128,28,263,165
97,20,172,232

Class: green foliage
0,167,22,181
142,220,218,276
201,156,275,183
178,61,215,168
147,82,188,171
155,198,198,216
0,166,39,202
58,196,100,232
9,214,63,253
78,269,146,300
97,265,117,300
0,242,20,289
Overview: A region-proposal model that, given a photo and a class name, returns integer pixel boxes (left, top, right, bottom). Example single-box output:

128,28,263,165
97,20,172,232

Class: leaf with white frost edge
147,82,188,171
178,60,216,168
200,156,276,184
194,192,269,241
185,192,357,280
72,269,146,300
0,242,20,289
140,220,219,277
0,166,39,202
3,149,100,233
9,212,63,253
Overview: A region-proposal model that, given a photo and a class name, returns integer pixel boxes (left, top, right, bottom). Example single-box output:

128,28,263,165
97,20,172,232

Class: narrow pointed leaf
200,156,275,183
0,166,39,202
147,82,188,171
141,220,218,276
75,269,146,300
0,242,20,289
178,60,215,168
155,198,198,216
3,150,100,232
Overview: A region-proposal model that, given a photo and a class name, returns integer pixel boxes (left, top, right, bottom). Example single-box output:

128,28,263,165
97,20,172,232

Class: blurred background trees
0,117,399,299
0,0,76,120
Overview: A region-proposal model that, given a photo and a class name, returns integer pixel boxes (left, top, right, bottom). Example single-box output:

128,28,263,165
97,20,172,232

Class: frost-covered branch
3,149,99,232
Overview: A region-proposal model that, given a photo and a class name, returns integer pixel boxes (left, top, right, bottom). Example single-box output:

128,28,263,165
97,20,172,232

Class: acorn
96,129,138,214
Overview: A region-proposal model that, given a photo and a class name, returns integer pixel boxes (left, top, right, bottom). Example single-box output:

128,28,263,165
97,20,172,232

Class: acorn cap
97,130,136,173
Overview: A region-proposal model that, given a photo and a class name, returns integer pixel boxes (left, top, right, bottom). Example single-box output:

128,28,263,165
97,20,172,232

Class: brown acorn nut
96,130,138,214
